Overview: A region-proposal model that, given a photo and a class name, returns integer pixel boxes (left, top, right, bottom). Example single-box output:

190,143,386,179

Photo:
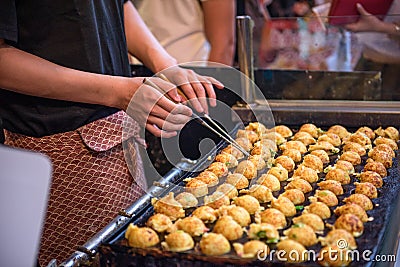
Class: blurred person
133,0,236,66
344,3,400,100
292,0,315,17
0,1,223,265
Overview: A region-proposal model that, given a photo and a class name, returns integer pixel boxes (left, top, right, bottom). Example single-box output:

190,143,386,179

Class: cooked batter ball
280,140,308,154
235,137,253,151
303,201,331,219
356,126,375,140
308,141,339,155
368,149,393,168
374,136,398,150
146,213,173,233
251,144,273,161
285,178,313,193
358,170,383,188
320,229,357,249
257,173,281,192
276,239,308,263
256,138,278,152
363,160,388,178
267,164,289,181
274,155,296,172
245,122,268,137
299,123,322,138
354,182,378,199
333,160,355,174
199,233,231,256
215,183,238,199
292,131,316,146
219,205,251,227
247,223,280,240
318,245,353,267
261,131,286,145
292,213,325,232
213,215,244,241
334,213,364,237
226,173,249,189
185,178,208,197
221,144,244,160
283,223,318,247
204,191,230,209
346,131,372,149
343,193,374,211
151,192,185,221
281,189,305,205
339,151,361,166
273,125,293,138
309,190,338,207
214,152,238,168
317,180,344,195
318,133,341,147
195,171,219,187
334,203,369,222
192,205,217,223
369,143,395,158
310,149,330,164
235,160,257,179
174,216,208,237
236,129,259,144
175,192,198,208
282,148,302,163
342,142,367,156
161,231,194,252
327,125,351,140
301,154,324,172
271,196,297,217
125,224,160,248
257,208,287,229
241,184,274,203
325,168,351,185
232,195,261,215
293,164,319,183
206,161,229,178
233,240,269,258
248,154,267,170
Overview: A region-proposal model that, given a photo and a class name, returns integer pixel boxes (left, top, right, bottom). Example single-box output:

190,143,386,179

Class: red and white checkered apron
4,111,146,266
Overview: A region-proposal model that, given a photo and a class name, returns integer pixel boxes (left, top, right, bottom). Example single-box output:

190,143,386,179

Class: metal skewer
143,77,250,157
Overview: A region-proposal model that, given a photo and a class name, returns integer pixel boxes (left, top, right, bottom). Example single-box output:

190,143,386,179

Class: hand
158,66,224,114
126,77,193,138
344,4,385,33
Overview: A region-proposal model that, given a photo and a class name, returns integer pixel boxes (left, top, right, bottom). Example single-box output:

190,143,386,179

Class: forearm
202,0,236,66
123,1,177,73
0,41,137,110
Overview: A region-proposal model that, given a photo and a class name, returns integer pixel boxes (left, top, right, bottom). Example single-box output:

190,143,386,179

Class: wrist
113,76,143,111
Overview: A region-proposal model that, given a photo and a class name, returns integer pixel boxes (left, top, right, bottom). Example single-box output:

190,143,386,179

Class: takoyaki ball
214,152,238,168
334,160,355,174
213,215,244,240
273,125,293,138
374,136,398,150
241,184,274,203
346,132,372,149
357,126,375,140
245,122,268,137
251,144,273,161
276,239,308,263
334,203,369,222
204,191,230,209
226,173,249,189
285,178,313,194
384,126,399,141
175,216,208,237
199,233,230,256
274,155,295,172
261,131,286,145
318,245,352,267
271,196,297,217
339,151,361,166
247,223,280,240
257,173,281,192
185,178,208,197
281,189,305,205
234,160,257,179
311,149,330,164
342,142,366,156
219,205,251,227
293,165,319,183
327,125,351,140
232,195,261,215
221,144,244,160
267,164,289,182
235,137,253,151
309,141,339,155
343,193,373,211
368,149,393,168
303,201,331,219
125,225,160,249
258,208,287,229
192,205,217,223
309,190,338,207
282,148,302,163
354,182,378,199
317,180,344,196
175,192,198,208
283,223,318,247
292,131,316,146
299,123,322,138
236,129,259,144
280,140,307,154
318,133,341,147
215,183,238,199
320,229,357,250
206,161,229,178
248,154,267,170
146,213,173,233
334,214,364,237
325,168,351,185
151,192,185,221
359,171,383,188
195,171,219,187
292,213,325,232
161,231,194,252
301,154,324,173
233,240,269,258
369,143,395,158
256,138,278,152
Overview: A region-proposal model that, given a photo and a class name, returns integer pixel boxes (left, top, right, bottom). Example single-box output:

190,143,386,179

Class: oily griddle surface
99,128,400,267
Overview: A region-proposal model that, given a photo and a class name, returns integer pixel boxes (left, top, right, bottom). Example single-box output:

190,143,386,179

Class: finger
200,78,218,108
179,82,205,113
146,123,177,138
206,76,224,89
147,77,181,102
356,3,370,16
147,115,188,132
